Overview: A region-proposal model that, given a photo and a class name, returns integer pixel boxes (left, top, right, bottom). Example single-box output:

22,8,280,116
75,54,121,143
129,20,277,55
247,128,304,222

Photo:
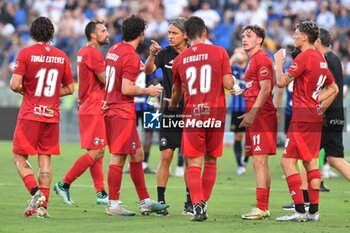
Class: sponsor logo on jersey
14,61,19,69
290,62,298,71
132,142,136,150
259,67,269,76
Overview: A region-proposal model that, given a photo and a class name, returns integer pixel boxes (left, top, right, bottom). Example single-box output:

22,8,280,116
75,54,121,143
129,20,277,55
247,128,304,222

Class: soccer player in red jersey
10,17,74,218
169,16,234,221
274,20,338,222
103,15,168,216
54,20,110,205
239,25,277,220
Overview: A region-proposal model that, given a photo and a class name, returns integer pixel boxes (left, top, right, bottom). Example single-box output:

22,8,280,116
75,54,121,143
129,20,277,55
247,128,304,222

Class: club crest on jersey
259,67,269,76
192,46,198,52
132,142,136,150
290,62,298,71
93,137,101,145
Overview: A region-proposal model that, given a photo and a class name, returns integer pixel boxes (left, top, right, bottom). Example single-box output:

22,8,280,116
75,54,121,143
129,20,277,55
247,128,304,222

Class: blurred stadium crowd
0,0,350,94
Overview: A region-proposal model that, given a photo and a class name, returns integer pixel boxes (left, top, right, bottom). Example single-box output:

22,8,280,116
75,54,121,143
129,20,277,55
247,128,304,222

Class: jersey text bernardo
183,53,208,64
30,55,65,64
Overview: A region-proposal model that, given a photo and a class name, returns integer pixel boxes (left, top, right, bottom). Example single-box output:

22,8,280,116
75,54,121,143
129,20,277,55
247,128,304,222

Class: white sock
108,200,120,209
140,198,150,205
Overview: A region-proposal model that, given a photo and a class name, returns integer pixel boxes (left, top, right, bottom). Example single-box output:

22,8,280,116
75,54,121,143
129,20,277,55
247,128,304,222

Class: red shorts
283,122,322,161
78,114,106,149
13,119,60,155
245,112,277,156
181,127,224,158
105,115,141,155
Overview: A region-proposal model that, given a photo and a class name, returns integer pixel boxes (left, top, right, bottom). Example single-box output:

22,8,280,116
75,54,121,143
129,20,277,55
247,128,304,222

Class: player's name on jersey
31,55,64,64
183,53,208,64
106,53,119,61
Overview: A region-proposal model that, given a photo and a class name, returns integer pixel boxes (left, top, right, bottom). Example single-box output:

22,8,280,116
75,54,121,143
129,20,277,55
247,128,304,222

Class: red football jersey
287,49,334,123
243,49,275,112
104,43,140,119
173,43,232,120
77,45,105,115
14,43,74,123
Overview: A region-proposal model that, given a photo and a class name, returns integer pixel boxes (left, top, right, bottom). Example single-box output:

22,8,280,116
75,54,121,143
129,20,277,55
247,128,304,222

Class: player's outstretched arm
144,40,161,75
122,78,163,97
9,74,23,94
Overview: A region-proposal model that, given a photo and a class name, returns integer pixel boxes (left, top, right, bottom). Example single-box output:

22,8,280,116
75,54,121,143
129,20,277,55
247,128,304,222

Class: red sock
256,188,269,211
90,157,105,192
129,161,149,200
108,165,123,200
40,187,50,208
63,153,95,184
202,163,216,201
23,174,38,194
307,169,321,204
187,166,203,204
286,173,304,205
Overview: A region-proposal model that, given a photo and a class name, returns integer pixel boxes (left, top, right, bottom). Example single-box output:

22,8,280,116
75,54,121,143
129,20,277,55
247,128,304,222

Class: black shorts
230,111,245,133
159,110,183,150
321,125,344,158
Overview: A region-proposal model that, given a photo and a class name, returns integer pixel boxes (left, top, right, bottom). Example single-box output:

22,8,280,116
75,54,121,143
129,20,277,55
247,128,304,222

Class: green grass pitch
0,141,349,233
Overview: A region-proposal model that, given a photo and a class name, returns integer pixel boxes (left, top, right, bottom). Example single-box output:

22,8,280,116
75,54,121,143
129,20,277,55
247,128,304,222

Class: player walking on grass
10,16,74,218
103,14,168,216
169,16,234,222
274,20,338,222
54,20,110,205
144,17,192,216
239,25,277,220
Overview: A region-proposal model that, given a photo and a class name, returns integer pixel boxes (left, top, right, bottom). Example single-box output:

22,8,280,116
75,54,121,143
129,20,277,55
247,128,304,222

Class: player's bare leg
14,153,45,217
37,154,51,218
327,157,350,181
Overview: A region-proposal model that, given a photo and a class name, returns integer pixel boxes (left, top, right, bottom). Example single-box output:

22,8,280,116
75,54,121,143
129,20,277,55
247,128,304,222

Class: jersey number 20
186,65,212,95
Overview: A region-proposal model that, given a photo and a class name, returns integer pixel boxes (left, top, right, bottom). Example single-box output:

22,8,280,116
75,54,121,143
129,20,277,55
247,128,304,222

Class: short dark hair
318,27,331,47
122,14,147,42
184,16,206,40
296,20,319,44
30,17,54,43
85,19,106,41
241,25,265,46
